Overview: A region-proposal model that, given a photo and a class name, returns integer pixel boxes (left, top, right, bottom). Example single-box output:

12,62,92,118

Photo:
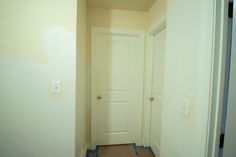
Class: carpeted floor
86,144,155,157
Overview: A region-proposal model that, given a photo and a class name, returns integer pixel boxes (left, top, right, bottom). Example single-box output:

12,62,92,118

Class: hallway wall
76,0,88,157
160,0,214,157
0,0,77,157
148,0,167,27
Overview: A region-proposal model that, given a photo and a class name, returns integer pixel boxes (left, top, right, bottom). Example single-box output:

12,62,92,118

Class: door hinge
229,2,233,18
219,133,225,148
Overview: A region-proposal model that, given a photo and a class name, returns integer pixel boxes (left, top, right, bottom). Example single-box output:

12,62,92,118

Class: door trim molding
143,15,166,147
80,143,89,157
91,27,145,149
206,0,230,157
148,14,167,35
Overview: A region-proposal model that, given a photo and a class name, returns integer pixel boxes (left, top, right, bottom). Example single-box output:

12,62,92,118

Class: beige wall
76,0,87,156
88,7,149,29
148,0,167,27
0,0,77,157
160,0,214,157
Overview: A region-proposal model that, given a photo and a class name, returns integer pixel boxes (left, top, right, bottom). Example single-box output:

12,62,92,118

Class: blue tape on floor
86,150,93,157
133,143,139,156
86,146,99,157
133,143,153,156
87,144,153,157
96,145,99,157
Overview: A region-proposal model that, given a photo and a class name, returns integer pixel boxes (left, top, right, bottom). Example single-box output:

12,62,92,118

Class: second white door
150,29,166,157
91,28,145,147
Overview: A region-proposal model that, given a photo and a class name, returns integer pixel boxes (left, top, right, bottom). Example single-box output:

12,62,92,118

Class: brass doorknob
97,95,102,100
149,96,154,102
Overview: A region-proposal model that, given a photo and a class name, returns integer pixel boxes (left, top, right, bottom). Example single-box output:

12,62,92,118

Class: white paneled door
91,28,145,147
150,29,166,157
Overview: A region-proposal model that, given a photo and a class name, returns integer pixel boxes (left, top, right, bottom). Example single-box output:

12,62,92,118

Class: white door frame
91,27,145,149
206,0,229,157
143,15,166,147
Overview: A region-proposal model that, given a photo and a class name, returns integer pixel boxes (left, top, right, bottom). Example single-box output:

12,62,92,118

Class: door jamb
206,0,229,157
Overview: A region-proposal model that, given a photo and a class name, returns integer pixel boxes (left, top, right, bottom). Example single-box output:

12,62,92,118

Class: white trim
91,27,145,148
80,143,88,157
86,143,92,150
143,15,166,147
206,0,229,157
148,14,167,35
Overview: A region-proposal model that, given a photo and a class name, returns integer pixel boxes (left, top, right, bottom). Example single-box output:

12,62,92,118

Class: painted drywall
86,7,149,142
160,0,214,157
87,0,155,11
0,0,77,157
148,0,167,27
87,7,149,29
76,0,88,156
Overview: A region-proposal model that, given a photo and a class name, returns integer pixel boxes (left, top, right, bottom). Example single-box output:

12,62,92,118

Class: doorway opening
87,1,167,157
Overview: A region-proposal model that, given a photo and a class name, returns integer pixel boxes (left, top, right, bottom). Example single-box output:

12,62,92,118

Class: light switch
179,97,190,117
51,80,62,94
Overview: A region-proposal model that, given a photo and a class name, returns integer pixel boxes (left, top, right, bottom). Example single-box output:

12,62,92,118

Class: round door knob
149,96,154,102
97,95,102,100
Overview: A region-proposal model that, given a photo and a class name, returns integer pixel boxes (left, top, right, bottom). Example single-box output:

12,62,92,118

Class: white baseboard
80,143,89,157
87,143,96,150
87,143,91,149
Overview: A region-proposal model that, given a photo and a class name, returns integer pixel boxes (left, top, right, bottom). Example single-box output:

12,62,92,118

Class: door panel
103,41,130,91
91,28,144,146
150,29,166,157
151,106,162,149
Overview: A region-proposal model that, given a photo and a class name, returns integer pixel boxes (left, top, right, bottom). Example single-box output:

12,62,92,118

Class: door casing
206,1,230,157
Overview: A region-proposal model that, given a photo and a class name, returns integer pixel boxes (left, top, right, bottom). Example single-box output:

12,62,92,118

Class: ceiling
87,0,156,11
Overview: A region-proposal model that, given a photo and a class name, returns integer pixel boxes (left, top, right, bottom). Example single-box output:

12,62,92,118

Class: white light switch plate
51,80,62,94
179,97,190,117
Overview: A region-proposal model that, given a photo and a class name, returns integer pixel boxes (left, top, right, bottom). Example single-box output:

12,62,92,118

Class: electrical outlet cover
51,80,62,94
179,97,190,117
